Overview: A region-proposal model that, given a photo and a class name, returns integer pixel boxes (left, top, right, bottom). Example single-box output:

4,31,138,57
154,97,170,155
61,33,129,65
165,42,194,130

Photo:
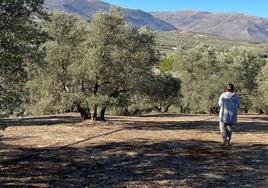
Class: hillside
44,0,176,31
156,31,268,54
152,10,268,42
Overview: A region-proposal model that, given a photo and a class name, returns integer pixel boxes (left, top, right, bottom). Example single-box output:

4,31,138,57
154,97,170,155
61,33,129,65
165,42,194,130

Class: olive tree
26,11,90,118
225,47,265,113
129,73,181,114
83,8,159,120
0,0,47,116
169,45,222,113
258,59,268,113
27,8,160,121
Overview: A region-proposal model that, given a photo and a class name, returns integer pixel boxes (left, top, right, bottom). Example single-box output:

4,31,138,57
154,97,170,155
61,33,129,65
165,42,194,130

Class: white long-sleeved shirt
218,92,240,123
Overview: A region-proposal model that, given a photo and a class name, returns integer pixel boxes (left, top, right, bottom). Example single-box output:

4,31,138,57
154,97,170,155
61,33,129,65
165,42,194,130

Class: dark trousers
219,122,234,145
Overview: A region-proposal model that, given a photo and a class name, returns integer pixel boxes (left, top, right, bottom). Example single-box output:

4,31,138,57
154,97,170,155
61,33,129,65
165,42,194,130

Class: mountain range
152,10,268,42
44,0,268,42
44,0,176,31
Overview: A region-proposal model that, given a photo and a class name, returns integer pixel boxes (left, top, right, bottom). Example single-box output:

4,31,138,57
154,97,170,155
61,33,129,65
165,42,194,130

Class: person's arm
218,94,223,107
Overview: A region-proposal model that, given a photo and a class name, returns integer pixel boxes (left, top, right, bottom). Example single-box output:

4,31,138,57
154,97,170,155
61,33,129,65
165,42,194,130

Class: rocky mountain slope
152,10,268,42
44,0,176,31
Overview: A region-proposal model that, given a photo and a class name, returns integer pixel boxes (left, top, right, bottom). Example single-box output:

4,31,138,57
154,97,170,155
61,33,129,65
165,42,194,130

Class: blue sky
104,0,268,18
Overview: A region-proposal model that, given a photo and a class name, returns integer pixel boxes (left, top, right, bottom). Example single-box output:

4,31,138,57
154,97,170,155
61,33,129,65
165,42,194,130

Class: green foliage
27,8,164,120
157,30,268,113
26,11,89,115
163,44,266,114
146,74,181,112
224,47,265,112
0,0,47,116
258,60,268,112
167,45,221,113
159,54,176,73
82,8,160,119
126,73,181,114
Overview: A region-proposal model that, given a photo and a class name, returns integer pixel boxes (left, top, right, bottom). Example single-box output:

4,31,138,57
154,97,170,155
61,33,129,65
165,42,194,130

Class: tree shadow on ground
0,115,82,127
2,114,267,135
245,116,268,122
108,117,268,134
139,113,204,118
0,115,267,186
0,138,267,187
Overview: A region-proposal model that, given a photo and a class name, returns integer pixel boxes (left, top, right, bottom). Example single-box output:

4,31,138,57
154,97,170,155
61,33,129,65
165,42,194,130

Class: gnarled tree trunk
76,103,91,120
92,81,99,121
99,107,107,121
155,106,162,113
164,105,171,113
92,104,98,121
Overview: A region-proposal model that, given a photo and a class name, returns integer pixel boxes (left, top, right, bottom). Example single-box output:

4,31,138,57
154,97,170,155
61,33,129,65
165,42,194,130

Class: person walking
218,83,240,146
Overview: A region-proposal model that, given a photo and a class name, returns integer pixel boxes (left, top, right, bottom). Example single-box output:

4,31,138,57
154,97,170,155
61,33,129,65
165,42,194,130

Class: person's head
225,83,235,92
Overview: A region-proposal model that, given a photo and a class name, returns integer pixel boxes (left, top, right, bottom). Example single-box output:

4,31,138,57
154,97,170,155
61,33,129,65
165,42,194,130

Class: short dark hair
226,83,235,92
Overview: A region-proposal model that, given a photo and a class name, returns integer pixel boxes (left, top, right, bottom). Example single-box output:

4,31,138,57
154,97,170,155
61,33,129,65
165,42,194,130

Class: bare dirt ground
0,113,267,187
